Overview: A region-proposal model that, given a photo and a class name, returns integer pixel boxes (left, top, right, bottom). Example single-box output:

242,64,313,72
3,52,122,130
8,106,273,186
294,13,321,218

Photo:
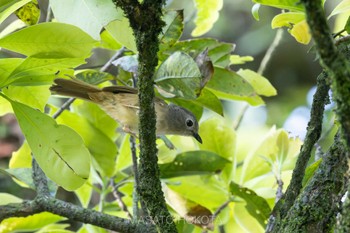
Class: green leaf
206,66,256,99
0,58,23,87
15,0,40,25
75,181,93,208
0,193,22,205
105,17,137,52
3,57,84,87
55,103,117,177
9,140,31,168
237,69,277,97
230,182,271,227
0,22,97,57
155,52,201,99
5,97,91,191
253,0,304,12
329,0,350,19
167,98,203,121
0,212,64,233
230,55,254,65
160,10,184,52
3,85,50,111
50,0,123,40
161,38,234,67
240,127,302,183
271,12,311,44
252,3,261,21
75,69,114,85
195,88,223,115
302,158,322,186
159,150,230,178
0,0,31,25
99,29,123,50
192,0,223,36
167,175,228,210
2,167,34,189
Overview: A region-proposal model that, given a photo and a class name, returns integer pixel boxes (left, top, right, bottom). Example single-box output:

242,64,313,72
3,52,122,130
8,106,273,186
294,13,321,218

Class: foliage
0,0,347,232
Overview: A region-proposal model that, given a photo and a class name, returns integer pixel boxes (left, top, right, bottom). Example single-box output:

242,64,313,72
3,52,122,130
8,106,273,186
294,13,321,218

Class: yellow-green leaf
15,0,40,25
4,96,91,191
237,69,277,97
191,0,223,37
329,0,350,19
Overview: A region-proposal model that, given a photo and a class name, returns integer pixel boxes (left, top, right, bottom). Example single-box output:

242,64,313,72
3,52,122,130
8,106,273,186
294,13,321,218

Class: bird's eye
186,119,194,127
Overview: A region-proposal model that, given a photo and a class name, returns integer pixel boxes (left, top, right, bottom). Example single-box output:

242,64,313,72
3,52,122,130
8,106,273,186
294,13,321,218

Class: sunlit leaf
55,104,117,177
3,57,84,87
15,0,40,25
230,55,254,65
329,0,350,19
159,150,230,178
50,0,122,40
230,182,271,227
302,158,322,186
167,175,228,210
105,17,137,52
237,69,277,97
0,0,31,25
0,58,23,87
253,0,304,12
5,97,91,191
75,181,93,208
233,202,265,232
0,22,97,57
155,51,201,99
3,167,34,188
3,85,50,111
99,29,123,50
9,140,31,168
192,0,223,36
195,88,223,115
0,212,64,233
271,12,311,44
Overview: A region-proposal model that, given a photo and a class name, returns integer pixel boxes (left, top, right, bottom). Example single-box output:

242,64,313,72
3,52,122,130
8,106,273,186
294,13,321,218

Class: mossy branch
115,0,177,232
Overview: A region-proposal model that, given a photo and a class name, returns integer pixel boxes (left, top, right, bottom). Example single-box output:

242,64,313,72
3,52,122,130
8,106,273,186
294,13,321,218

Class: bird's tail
50,78,101,101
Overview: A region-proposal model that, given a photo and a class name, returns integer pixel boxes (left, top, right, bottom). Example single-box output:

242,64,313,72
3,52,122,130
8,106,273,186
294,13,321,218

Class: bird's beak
192,132,202,144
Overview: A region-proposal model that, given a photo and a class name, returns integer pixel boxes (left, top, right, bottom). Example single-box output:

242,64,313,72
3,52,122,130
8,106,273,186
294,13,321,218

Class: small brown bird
50,78,202,143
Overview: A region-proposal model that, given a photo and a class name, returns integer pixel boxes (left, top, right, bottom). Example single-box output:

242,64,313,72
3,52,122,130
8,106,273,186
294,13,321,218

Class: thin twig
110,179,133,219
258,28,284,75
234,104,249,130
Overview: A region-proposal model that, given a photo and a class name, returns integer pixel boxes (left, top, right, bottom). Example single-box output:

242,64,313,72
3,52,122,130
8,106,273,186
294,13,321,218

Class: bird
50,78,202,143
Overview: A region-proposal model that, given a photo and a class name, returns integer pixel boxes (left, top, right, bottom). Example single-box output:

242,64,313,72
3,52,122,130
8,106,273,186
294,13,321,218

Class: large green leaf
50,0,122,40
166,175,228,210
75,69,114,85
199,117,236,183
0,58,23,87
159,150,230,178
0,0,31,25
192,0,223,36
0,212,64,233
253,0,304,12
159,10,184,52
3,57,84,86
206,66,256,101
230,182,271,227
4,96,91,191
55,103,117,177
329,0,350,19
155,51,201,99
105,17,137,52
9,140,31,168
0,22,97,57
3,85,50,111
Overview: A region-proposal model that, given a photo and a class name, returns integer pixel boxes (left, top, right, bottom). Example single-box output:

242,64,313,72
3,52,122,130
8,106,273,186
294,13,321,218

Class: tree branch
301,0,350,147
115,0,177,232
267,71,330,232
278,133,348,232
